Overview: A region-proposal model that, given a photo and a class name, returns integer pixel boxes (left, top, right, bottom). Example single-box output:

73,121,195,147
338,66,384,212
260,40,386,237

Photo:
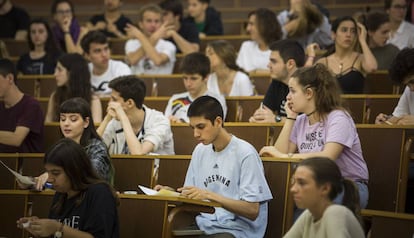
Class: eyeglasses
56,9,72,15
391,4,407,9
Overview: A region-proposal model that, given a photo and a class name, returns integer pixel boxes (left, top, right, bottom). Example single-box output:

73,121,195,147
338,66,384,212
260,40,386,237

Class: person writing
17,138,119,238
156,96,272,238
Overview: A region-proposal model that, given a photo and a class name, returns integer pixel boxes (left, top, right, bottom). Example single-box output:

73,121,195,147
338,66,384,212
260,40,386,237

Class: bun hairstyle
291,64,345,119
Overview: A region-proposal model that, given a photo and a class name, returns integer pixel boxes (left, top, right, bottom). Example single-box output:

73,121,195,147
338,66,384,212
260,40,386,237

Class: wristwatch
54,223,64,238
275,115,282,122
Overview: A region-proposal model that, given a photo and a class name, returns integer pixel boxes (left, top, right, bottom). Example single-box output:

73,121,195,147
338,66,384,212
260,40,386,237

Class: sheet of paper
0,160,35,185
138,185,180,197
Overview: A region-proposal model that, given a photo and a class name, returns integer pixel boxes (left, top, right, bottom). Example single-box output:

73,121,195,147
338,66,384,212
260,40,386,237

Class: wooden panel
0,154,19,189
262,159,292,237
365,71,403,94
365,96,400,124
0,193,26,238
118,198,165,238
357,126,411,211
111,156,154,192
200,35,249,52
157,157,191,189
250,74,271,96
363,210,414,238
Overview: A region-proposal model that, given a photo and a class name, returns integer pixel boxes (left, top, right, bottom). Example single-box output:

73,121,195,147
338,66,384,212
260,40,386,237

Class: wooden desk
0,190,219,238
362,209,414,238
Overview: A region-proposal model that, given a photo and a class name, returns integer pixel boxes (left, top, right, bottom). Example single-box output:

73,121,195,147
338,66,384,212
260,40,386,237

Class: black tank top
326,55,365,94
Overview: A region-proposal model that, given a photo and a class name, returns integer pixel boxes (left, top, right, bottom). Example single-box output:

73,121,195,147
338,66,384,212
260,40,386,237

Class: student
32,97,114,190
311,16,377,94
237,8,282,73
206,40,254,96
283,157,365,238
86,0,132,38
277,0,332,49
159,0,200,54
17,138,119,238
124,4,176,75
0,58,44,153
375,48,414,125
81,30,131,96
185,0,223,38
0,0,30,40
51,0,85,54
17,18,61,75
259,64,369,209
385,0,414,49
156,96,272,238
249,39,305,123
97,75,174,155
365,11,400,70
45,53,102,123
164,52,227,123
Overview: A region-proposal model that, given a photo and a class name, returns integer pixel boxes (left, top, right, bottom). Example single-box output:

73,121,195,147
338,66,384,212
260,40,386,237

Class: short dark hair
269,39,305,67
180,52,210,78
389,48,414,83
51,0,75,15
159,0,183,19
188,95,223,125
0,58,17,82
248,8,282,46
109,75,146,109
365,11,390,32
197,0,210,4
80,30,108,53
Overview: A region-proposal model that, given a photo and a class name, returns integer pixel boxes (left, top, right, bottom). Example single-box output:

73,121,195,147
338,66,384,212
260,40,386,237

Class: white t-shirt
125,38,176,75
392,86,414,117
89,59,131,96
283,205,365,238
236,41,270,72
164,90,227,123
207,71,254,96
387,21,414,50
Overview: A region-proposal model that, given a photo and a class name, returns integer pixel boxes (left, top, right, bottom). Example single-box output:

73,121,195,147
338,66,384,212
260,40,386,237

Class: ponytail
342,179,364,227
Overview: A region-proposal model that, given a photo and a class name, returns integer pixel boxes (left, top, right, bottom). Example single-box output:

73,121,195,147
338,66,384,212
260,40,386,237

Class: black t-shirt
89,14,132,38
166,18,200,53
263,80,289,117
17,53,60,75
0,6,30,38
48,183,119,238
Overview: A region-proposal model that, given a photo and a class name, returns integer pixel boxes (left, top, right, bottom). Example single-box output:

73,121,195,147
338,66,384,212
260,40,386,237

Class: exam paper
0,159,36,185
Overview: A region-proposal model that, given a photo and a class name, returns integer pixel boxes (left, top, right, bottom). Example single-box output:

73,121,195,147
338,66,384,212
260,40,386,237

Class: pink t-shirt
290,110,368,181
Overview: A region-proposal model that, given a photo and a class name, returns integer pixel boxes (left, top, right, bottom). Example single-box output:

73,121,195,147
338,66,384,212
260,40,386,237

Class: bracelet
286,117,296,121
308,55,315,59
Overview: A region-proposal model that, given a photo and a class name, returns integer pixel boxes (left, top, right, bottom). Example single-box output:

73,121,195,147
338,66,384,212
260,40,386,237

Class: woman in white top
206,40,254,96
236,8,282,73
283,157,365,238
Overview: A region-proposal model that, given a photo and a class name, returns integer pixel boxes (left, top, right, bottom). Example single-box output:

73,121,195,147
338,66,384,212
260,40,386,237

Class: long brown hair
52,53,92,121
291,63,347,120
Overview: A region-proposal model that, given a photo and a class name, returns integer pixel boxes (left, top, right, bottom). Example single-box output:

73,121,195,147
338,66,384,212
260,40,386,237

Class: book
0,159,35,186
138,185,180,197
